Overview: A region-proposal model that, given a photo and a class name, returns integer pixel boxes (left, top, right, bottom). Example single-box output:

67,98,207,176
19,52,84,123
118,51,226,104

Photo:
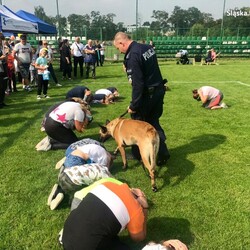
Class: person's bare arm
129,188,148,242
74,120,85,132
71,149,89,160
198,89,208,103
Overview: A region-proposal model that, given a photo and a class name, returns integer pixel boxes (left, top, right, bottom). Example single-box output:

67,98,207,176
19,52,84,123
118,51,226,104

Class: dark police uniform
124,41,170,164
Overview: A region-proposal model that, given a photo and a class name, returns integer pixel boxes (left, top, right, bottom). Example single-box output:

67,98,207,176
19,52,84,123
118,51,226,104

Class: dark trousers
73,56,84,77
0,75,8,104
131,86,170,160
48,63,58,84
37,75,48,96
63,62,72,78
8,72,17,92
44,117,78,150
85,62,95,78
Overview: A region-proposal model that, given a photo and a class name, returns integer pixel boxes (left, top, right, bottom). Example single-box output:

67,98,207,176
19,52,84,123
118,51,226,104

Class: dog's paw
152,186,158,192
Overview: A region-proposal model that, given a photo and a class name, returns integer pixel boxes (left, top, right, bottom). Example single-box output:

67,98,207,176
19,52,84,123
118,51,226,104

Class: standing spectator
35,48,50,100
29,46,38,87
9,35,15,50
0,33,8,108
71,37,85,78
5,47,17,93
61,178,148,249
113,32,170,166
95,40,102,66
61,39,72,80
84,39,96,79
12,34,33,91
100,41,105,66
36,40,43,56
41,40,62,86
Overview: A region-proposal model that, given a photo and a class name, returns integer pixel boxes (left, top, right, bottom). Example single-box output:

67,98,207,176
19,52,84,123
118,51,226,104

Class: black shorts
18,63,30,79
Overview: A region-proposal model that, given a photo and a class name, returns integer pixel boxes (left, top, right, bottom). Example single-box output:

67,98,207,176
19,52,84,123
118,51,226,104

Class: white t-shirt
142,244,166,250
13,42,32,63
71,42,84,57
200,86,220,100
49,102,85,128
95,89,112,96
76,144,111,167
100,44,105,55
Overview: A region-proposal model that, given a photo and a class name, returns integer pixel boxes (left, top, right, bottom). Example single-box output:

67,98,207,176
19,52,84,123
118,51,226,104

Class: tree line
35,5,250,40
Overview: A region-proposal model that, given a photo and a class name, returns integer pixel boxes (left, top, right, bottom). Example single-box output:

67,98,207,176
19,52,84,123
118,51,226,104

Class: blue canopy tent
0,5,38,33
16,10,57,34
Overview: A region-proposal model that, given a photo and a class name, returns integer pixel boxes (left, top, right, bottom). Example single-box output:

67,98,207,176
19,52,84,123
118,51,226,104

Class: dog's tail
151,133,160,167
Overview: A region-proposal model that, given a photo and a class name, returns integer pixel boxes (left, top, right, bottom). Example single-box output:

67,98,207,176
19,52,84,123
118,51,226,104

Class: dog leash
119,109,128,118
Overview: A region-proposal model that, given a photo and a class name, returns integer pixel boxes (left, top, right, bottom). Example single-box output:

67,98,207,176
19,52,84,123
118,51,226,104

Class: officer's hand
127,108,136,114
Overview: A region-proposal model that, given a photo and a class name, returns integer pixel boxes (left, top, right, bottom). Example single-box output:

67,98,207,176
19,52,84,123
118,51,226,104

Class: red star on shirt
56,113,67,122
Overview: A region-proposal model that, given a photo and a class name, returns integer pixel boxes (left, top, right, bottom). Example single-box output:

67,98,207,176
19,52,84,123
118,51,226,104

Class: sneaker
58,229,63,245
68,78,72,80
26,86,32,92
50,193,64,210
37,95,41,100
35,136,51,151
55,156,66,170
56,83,62,87
43,95,50,99
47,184,59,206
40,126,45,132
220,102,228,109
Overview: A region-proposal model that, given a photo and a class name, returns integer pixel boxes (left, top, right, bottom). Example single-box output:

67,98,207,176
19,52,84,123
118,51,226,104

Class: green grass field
1,59,250,250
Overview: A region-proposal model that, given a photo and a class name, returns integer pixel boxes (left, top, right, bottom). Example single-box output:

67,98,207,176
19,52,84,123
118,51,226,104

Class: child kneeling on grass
47,142,114,210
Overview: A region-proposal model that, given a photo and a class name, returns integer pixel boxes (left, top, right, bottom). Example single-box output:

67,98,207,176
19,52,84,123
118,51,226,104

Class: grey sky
2,0,250,25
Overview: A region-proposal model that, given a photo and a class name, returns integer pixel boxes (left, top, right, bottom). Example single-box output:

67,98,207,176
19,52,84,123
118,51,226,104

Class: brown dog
99,118,160,192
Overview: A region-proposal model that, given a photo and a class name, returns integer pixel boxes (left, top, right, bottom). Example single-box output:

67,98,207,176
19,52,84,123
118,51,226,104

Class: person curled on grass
42,101,93,150
59,177,148,250
142,239,188,250
192,86,228,110
47,141,114,210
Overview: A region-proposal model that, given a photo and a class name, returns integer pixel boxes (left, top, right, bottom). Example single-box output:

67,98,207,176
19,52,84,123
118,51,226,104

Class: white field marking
171,81,250,87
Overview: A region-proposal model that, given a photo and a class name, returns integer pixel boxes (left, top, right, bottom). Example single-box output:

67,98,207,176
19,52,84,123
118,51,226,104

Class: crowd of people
0,33,106,107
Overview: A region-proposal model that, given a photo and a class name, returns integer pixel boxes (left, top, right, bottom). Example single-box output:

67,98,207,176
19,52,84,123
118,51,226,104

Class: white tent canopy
0,5,38,33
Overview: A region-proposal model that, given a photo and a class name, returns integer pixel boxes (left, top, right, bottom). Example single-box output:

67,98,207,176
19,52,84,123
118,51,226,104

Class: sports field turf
0,58,249,249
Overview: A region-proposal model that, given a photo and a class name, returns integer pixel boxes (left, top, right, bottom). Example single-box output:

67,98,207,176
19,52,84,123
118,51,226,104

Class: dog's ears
105,119,110,125
99,124,107,133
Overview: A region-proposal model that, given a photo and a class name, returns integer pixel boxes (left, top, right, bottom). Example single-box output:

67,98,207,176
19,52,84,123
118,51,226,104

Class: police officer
113,32,170,165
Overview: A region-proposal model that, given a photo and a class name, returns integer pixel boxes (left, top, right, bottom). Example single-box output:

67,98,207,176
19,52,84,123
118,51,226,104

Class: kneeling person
47,143,113,210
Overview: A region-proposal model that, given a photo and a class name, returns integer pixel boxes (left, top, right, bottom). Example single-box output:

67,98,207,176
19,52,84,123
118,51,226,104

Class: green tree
151,10,169,34
68,14,90,36
168,6,189,35
223,7,250,36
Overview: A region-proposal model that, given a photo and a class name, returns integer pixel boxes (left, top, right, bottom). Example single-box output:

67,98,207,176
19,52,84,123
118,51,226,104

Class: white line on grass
172,81,250,87
235,81,250,87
